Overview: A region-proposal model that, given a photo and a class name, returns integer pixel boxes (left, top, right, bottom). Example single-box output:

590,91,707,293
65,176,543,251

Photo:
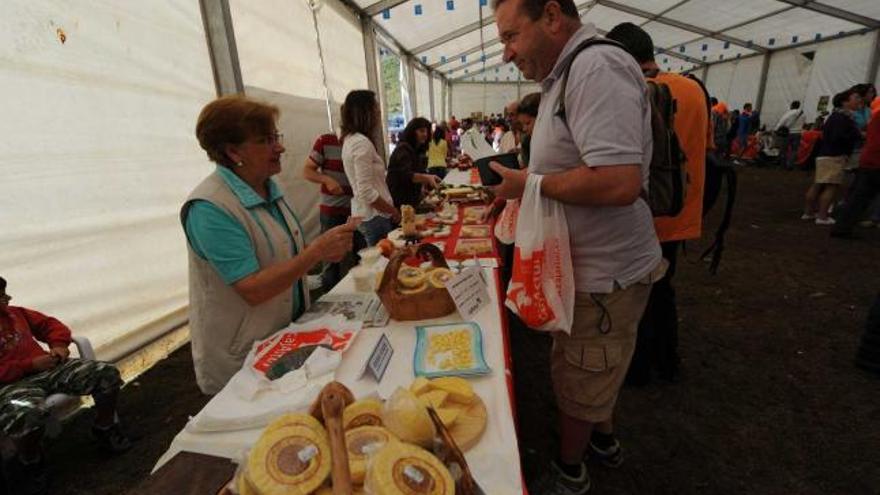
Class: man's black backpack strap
554,38,629,125
700,151,737,275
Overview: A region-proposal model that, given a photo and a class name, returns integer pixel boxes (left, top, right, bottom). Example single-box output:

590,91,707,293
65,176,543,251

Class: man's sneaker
588,434,624,468
800,213,815,220
91,422,132,454
528,460,591,495
858,220,877,228
815,217,836,225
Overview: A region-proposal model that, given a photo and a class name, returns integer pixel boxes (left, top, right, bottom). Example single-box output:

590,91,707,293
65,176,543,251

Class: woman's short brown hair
196,95,279,166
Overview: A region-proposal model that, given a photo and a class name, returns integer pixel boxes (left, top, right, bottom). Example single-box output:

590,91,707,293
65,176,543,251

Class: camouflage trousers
0,358,122,438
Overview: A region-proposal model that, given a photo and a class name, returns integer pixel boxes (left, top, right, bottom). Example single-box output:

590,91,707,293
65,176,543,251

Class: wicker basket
377,244,457,321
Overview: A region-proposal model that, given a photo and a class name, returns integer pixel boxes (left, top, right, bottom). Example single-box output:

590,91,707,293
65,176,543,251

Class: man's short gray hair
491,0,579,20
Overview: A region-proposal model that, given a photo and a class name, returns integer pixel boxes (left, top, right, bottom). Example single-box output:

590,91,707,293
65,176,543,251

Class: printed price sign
445,265,490,320
360,333,394,382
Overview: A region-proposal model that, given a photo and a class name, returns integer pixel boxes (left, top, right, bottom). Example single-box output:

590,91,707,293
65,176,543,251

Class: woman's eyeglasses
255,132,284,146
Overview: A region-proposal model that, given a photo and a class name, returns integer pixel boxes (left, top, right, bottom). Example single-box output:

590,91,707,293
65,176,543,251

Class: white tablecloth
153,268,523,494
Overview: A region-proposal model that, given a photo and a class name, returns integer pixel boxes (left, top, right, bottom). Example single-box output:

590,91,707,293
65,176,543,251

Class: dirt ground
39,166,880,494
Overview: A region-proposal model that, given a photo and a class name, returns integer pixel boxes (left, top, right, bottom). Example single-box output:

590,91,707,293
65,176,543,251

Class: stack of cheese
237,380,483,494
396,265,454,295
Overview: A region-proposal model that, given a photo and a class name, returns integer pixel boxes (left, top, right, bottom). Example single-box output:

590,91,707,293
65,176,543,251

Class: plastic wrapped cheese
381,387,436,448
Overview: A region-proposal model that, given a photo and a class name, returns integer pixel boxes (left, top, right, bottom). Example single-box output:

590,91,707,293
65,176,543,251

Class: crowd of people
3,0,878,493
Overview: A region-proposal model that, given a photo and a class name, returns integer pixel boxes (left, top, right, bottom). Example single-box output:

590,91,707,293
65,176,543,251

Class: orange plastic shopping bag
494,199,520,245
504,174,574,333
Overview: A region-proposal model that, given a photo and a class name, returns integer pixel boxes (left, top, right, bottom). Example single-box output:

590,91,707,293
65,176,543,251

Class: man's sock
591,431,616,450
554,457,582,478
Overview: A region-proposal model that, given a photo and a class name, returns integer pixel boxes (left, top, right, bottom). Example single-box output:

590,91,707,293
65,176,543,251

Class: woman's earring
236,161,244,168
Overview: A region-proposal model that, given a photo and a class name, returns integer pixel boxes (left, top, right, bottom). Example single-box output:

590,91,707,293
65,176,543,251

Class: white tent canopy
1,0,878,364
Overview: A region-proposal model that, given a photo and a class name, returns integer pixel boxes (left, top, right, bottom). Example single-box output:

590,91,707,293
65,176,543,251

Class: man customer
302,133,361,291
606,22,709,385
490,1,663,492
774,101,805,170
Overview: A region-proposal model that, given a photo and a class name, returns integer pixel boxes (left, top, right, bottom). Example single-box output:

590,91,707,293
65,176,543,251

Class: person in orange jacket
608,23,710,385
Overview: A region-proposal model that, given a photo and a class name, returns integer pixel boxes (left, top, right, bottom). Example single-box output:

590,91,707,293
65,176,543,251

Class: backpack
555,38,687,217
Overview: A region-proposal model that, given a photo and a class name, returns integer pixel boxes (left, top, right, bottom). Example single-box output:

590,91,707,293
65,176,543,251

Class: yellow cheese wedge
418,389,449,409
435,407,461,427
429,377,475,404
410,376,431,395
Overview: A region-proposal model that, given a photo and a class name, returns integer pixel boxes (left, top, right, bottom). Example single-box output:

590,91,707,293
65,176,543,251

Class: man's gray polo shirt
529,23,661,293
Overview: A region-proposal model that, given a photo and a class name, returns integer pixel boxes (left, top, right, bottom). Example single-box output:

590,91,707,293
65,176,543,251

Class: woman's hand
32,354,59,372
390,208,402,224
309,218,360,263
415,173,440,189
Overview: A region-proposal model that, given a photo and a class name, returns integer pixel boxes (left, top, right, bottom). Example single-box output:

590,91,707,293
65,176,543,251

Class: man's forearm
539,164,643,207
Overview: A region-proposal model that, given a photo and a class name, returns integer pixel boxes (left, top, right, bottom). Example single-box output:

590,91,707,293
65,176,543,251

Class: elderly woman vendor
182,96,357,394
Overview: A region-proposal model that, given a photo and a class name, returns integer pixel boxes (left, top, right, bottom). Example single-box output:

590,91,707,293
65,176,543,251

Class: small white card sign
360,333,394,382
444,264,491,320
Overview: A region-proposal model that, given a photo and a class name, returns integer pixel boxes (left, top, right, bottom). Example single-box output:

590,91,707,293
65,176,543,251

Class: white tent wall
414,68,432,119
705,56,764,115
228,0,367,242
704,31,879,126
450,82,541,118
0,1,215,360
801,32,877,123
760,49,814,127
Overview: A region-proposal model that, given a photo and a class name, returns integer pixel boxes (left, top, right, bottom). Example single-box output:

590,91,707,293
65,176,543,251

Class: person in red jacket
0,276,130,494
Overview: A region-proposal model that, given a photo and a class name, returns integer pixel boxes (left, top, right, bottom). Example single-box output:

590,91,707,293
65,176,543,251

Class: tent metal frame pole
774,0,880,28
755,51,772,112
405,56,418,118
427,71,436,120
361,18,388,160
868,30,880,85
447,82,454,119
701,64,709,82
596,0,768,54
199,0,244,96
415,0,599,55
364,0,411,17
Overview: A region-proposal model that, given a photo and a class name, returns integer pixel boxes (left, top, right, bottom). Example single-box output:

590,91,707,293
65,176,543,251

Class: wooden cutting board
448,394,488,452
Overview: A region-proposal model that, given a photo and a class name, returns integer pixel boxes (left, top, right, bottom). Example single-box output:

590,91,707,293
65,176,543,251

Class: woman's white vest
181,171,309,394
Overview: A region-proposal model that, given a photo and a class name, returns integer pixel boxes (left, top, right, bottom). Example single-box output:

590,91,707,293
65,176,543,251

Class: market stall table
153,266,523,493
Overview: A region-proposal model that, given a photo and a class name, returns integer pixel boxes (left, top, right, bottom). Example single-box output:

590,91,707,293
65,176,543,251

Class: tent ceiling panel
674,36,759,63
449,52,507,77
456,61,519,81
376,0,491,51
581,4,649,31
607,0,689,14
443,49,505,76
725,8,863,48
823,0,880,21
665,0,788,33
420,24,498,67
640,21,702,47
